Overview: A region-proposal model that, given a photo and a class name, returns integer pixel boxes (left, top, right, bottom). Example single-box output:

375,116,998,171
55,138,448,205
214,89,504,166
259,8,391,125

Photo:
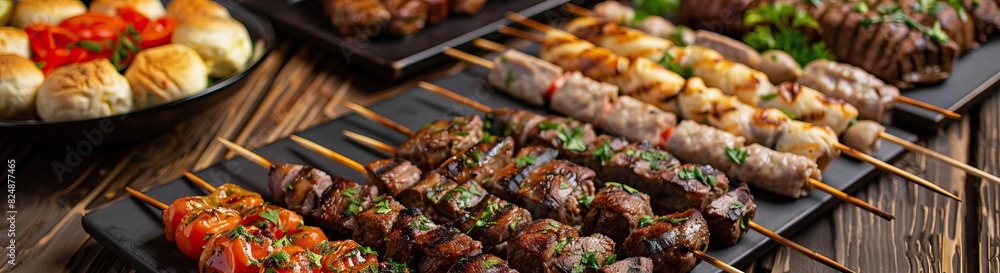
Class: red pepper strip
137,17,177,49
660,126,674,146
23,24,81,74
545,72,569,103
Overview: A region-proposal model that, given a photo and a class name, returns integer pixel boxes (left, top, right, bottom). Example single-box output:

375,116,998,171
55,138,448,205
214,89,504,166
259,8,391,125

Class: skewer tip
125,187,168,210
835,143,961,202
215,137,274,169
808,178,895,221
343,130,398,155
748,221,856,273
342,101,415,136
692,250,743,273
182,170,217,192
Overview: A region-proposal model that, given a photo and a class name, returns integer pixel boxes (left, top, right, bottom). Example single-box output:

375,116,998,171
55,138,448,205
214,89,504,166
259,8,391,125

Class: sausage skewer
468,30,958,201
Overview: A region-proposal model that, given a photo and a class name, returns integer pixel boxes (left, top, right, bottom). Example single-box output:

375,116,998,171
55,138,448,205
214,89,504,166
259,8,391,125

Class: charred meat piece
703,184,756,247
268,164,334,217
384,208,439,267
384,0,429,36
417,224,484,272
622,209,709,273
352,195,406,254
424,0,450,23
315,240,381,273
488,108,598,153
399,172,457,222
799,60,900,122
378,261,411,273
511,160,596,226
367,158,423,197
550,71,619,126
489,49,564,106
506,219,579,273
549,234,617,273
398,115,484,171
483,146,561,201
659,164,729,213
324,0,391,37
434,180,487,220
601,257,654,273
313,178,380,234
448,254,518,273
581,183,654,245
454,195,533,257
451,0,486,14
437,136,515,185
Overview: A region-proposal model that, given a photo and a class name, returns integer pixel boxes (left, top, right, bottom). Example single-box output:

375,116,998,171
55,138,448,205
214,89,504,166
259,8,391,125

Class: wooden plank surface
0,40,996,273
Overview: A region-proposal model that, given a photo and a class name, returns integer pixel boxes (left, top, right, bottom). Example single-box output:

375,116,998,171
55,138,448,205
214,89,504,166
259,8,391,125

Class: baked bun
90,0,165,19
125,44,207,109
0,55,44,119
166,0,230,22
11,0,86,28
36,59,133,122
0,27,30,58
171,16,252,78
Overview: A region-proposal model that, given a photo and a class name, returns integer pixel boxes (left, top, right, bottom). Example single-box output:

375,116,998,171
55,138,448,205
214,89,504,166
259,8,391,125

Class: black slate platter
892,37,1000,133
238,0,573,80
83,70,918,273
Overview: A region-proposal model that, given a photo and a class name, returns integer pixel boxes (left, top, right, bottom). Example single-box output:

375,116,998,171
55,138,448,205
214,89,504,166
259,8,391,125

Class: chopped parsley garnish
515,155,537,167
510,216,522,231
482,256,503,269
287,184,294,192
557,126,588,152
447,185,483,209
848,118,858,128
538,121,561,130
560,182,570,189
272,236,291,247
504,71,515,90
725,146,749,165
259,209,282,228
464,150,484,167
375,199,392,214
731,200,745,210
266,251,291,265
604,254,618,266
543,221,561,233
780,109,796,119
760,93,779,101
344,198,362,216
604,182,639,194
357,245,378,256
664,216,689,224
554,238,569,255
658,51,693,78
633,0,680,22
638,215,654,228
853,1,869,13
579,252,602,270
859,4,949,44
342,187,360,197
743,3,836,66
592,141,614,166
306,250,322,267
473,201,500,230
578,195,594,208
203,232,215,241
455,131,469,136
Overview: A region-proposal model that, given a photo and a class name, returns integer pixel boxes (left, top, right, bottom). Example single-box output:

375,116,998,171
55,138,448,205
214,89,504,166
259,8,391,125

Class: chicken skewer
215,137,740,273
470,30,958,201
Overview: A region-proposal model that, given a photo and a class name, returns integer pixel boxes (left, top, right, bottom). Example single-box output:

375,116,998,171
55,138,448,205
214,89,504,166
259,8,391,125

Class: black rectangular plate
891,37,1000,133
83,68,918,273
238,0,571,80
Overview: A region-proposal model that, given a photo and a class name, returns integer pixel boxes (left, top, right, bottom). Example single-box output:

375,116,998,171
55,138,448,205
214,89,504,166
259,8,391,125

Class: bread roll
125,44,207,108
165,0,229,22
90,0,165,19
0,27,30,58
0,55,44,119
11,0,86,28
36,59,133,122
171,16,251,78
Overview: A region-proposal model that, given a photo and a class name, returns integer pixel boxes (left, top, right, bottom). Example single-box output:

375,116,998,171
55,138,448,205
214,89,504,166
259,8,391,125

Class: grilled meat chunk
703,184,756,246
593,1,676,38
424,0,450,23
510,160,596,226
417,224,484,272
454,195,533,257
549,234,617,273
323,0,391,37
384,0,428,36
601,257,654,273
506,219,579,273
268,164,335,216
313,178,379,234
799,60,900,122
448,254,518,273
490,49,564,106
399,172,457,222
489,108,598,152
693,29,762,69
581,183,654,245
437,136,515,185
385,208,439,267
550,71,619,127
483,146,561,201
315,240,381,273
841,120,885,155
603,96,677,143
367,158,423,197
622,209,709,273
434,180,487,220
451,0,486,14
398,115,484,170
353,195,406,254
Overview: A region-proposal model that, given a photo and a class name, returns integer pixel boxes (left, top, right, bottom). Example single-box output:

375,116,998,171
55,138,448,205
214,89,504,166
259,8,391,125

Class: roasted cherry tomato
208,183,266,215
161,196,210,242
175,208,242,259
286,226,328,252
199,225,275,273
260,245,321,273
315,240,379,273
242,206,305,239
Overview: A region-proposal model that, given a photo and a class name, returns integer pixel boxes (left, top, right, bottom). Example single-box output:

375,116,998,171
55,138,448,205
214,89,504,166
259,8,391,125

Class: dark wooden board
239,0,572,80
83,70,917,273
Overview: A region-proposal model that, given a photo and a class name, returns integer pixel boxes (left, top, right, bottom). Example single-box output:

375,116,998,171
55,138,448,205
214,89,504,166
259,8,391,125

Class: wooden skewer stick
505,12,552,32
747,222,854,273
289,135,367,174
182,170,217,192
419,81,894,219
216,137,273,169
344,131,398,154
834,143,960,201
560,3,961,120
125,187,168,210
879,132,1000,185
692,250,744,273
497,26,544,44
445,48,496,69
343,101,415,136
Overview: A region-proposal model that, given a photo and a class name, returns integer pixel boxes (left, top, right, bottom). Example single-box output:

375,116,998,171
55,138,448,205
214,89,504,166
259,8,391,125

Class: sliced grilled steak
398,115,484,170
506,219,579,273
434,180,487,220
704,184,756,247
417,224,484,272
399,172,458,223
385,208,439,267
511,160,596,226
352,195,406,254
622,209,709,273
549,233,617,273
267,164,336,217
312,178,379,234
488,109,598,152
601,257,654,273
448,254,518,273
581,183,654,245
367,158,423,197
437,136,515,185
483,146,560,200
454,195,533,258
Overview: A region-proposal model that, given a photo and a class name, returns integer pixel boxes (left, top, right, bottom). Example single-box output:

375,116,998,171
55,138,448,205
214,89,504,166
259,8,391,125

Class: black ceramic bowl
0,0,274,145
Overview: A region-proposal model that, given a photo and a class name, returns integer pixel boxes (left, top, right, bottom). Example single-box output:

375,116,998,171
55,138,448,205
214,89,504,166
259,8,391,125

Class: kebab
215,137,737,273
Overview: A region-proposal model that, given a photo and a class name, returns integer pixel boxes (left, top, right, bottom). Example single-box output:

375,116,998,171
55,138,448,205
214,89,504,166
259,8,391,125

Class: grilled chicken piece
313,178,379,234
367,158,423,197
703,184,756,246
437,137,515,185
454,195,533,258
315,240,381,273
622,209,709,273
398,115,484,171
448,254,518,273
385,208,439,267
417,224,484,272
384,0,429,36
506,219,579,273
581,183,654,245
324,0,391,37
601,257,654,273
799,60,900,122
841,120,885,155
550,234,617,273
352,195,406,254
510,160,596,226
451,0,486,14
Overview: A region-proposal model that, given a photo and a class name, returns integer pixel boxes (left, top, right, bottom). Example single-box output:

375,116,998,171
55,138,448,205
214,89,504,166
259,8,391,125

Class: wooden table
2,40,997,273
